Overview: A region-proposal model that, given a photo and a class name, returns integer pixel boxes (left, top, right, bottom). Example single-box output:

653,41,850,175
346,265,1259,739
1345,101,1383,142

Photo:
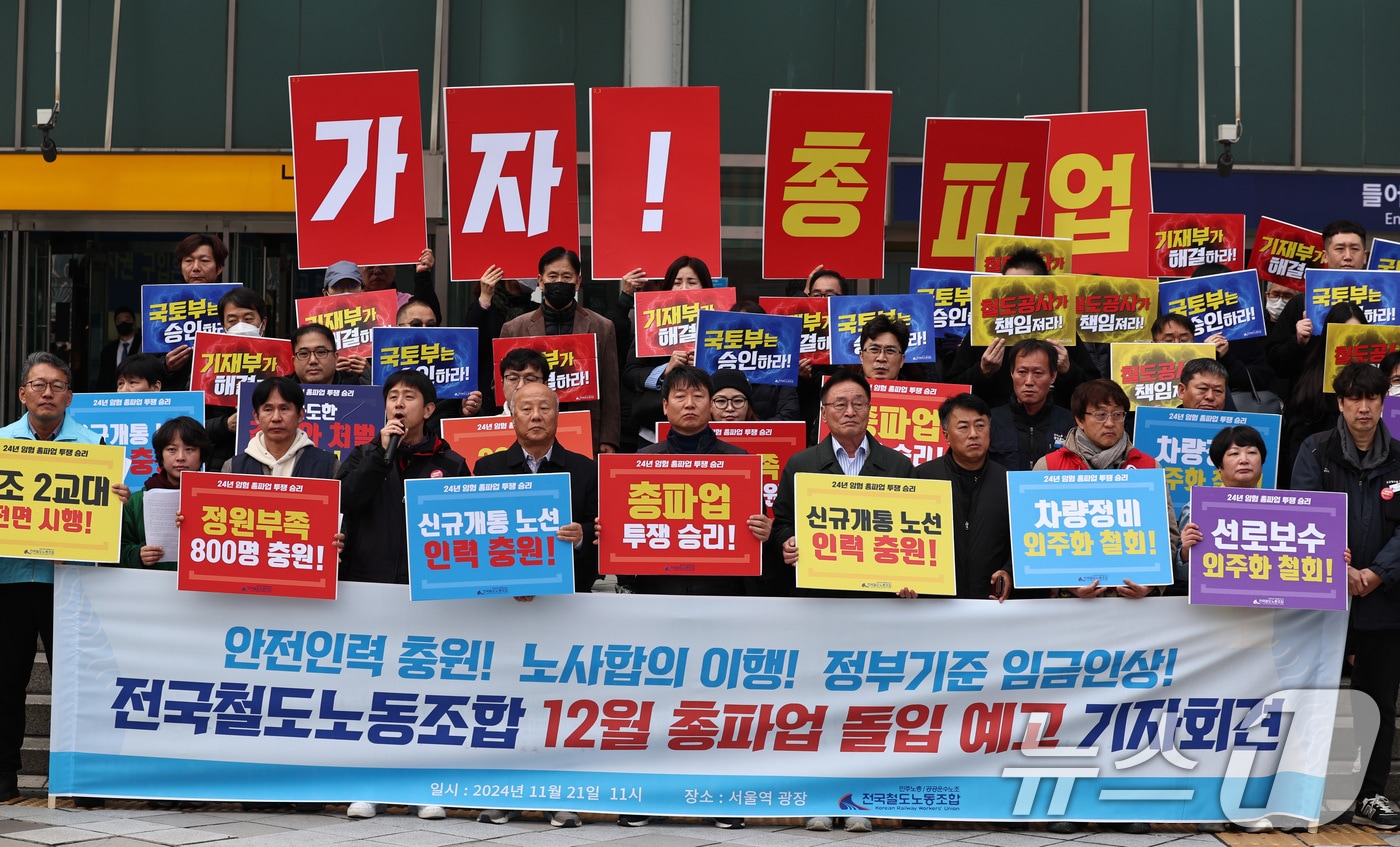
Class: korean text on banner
445,84,579,281
491,334,599,405
828,295,936,365
795,473,956,595
295,289,399,359
1368,237,1400,271
968,276,1076,347
974,233,1073,276
1188,487,1346,611
1305,269,1400,328
634,288,736,357
1133,406,1282,516
372,327,479,399
1031,109,1153,277
597,453,763,577
53,566,1348,821
657,421,805,519
1159,270,1268,342
758,297,830,366
1111,342,1215,409
71,391,204,490
590,87,721,279
1147,213,1246,276
918,117,1049,272
695,310,801,387
405,472,574,601
288,70,426,269
0,439,123,563
1323,324,1400,394
441,411,593,473
177,471,340,600
1074,276,1156,344
1251,217,1324,292
817,380,970,467
909,269,973,342
192,333,294,408
1008,468,1173,589
763,89,892,279
141,284,239,354
237,383,383,462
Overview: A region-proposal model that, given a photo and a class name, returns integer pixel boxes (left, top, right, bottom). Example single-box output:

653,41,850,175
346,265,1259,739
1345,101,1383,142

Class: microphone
385,433,402,466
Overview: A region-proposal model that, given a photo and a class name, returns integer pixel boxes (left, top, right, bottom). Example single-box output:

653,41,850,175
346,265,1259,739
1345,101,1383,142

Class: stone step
25,694,49,737
20,735,47,775
27,655,49,696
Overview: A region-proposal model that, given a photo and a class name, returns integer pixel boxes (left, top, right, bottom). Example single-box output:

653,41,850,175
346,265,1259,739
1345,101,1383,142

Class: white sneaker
347,802,381,819
551,811,583,827
416,805,447,820
844,816,874,833
478,809,520,824
805,816,833,831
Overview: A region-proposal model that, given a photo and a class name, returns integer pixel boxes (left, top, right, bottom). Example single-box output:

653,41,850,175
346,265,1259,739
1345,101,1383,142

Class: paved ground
2,794,1398,847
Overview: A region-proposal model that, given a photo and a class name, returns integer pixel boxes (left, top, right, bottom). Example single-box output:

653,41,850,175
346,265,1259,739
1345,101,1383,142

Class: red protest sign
444,84,579,281
634,288,737,357
762,89,892,279
1252,216,1325,292
1032,109,1153,278
598,453,763,577
657,421,805,518
178,471,340,599
441,410,593,472
491,334,599,405
1148,213,1246,276
918,118,1049,272
818,380,970,467
288,70,426,269
759,297,831,365
589,87,721,279
295,289,399,359
192,334,294,407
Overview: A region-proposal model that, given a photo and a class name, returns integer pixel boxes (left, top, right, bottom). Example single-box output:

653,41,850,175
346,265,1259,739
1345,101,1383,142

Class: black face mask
115,321,135,336
542,282,576,310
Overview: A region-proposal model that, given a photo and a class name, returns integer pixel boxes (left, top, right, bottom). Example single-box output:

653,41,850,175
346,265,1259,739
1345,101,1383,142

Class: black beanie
710,368,753,398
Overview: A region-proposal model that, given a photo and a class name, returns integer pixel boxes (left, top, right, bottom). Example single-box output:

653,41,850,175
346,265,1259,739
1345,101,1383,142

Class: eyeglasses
24,379,69,394
502,373,545,386
1087,410,1128,423
861,345,902,358
294,348,334,361
823,400,870,414
712,396,749,410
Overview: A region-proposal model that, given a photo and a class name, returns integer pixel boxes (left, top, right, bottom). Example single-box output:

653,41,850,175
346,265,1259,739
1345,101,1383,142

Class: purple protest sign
1188,486,1347,611
1386,395,1400,438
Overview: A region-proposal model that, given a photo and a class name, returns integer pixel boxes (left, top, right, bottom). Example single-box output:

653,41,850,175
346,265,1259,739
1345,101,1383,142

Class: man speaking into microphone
337,369,470,583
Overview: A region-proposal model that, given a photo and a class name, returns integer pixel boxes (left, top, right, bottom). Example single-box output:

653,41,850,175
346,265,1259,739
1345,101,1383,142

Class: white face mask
225,321,262,338
1265,297,1288,321
1389,384,1400,397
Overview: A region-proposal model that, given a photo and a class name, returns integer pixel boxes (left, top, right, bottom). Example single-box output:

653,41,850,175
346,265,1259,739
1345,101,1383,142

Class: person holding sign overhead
988,340,1074,472
160,234,230,386
623,256,714,446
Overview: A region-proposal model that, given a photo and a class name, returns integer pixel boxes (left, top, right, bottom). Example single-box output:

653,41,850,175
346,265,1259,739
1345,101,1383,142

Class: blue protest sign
1158,270,1267,341
405,473,575,600
1304,269,1400,327
1368,237,1400,272
1008,468,1174,589
909,268,973,340
828,294,936,364
371,327,479,399
1133,406,1282,516
140,284,239,354
70,391,205,489
236,382,383,461
694,310,801,386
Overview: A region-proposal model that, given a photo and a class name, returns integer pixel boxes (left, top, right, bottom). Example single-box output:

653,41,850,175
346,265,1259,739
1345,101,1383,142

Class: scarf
1065,426,1132,470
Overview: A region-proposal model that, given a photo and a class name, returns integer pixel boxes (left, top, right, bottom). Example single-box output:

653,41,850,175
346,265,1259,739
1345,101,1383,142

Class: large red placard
491,334,599,405
191,334,294,407
295,289,400,359
817,380,971,467
440,411,594,473
656,422,805,518
1251,216,1325,292
634,288,737,357
1147,213,1246,277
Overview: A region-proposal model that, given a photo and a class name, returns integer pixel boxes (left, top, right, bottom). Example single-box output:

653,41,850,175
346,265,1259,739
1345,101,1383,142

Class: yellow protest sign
1323,324,1400,394
1073,275,1156,343
1109,342,1215,409
794,473,956,595
968,275,1077,347
974,233,1074,275
0,439,125,562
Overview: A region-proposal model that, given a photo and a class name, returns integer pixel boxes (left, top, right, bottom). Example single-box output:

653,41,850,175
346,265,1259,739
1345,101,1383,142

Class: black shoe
1112,822,1150,834
74,797,105,808
1355,794,1400,829
1047,821,1082,834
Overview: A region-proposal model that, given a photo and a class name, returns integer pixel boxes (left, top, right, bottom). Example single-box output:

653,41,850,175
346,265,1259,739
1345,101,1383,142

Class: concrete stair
22,648,48,778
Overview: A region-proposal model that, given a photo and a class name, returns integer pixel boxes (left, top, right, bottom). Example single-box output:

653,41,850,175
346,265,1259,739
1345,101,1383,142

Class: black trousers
0,582,52,781
1350,628,1400,800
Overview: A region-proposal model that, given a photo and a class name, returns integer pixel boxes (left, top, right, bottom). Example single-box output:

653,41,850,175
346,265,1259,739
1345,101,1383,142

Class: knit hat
710,368,753,398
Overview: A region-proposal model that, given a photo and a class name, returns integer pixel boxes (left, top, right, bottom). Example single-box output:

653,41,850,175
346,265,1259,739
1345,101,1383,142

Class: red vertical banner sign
590,87,722,279
918,118,1050,272
762,89,892,280
444,84,580,281
288,70,426,269
1033,110,1153,278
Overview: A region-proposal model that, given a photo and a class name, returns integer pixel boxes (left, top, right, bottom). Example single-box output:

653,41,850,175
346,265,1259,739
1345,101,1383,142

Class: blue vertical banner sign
371,327,479,398
693,310,801,386
1158,270,1267,341
828,294,936,364
1304,269,1400,327
909,269,973,341
1133,406,1282,515
141,284,239,354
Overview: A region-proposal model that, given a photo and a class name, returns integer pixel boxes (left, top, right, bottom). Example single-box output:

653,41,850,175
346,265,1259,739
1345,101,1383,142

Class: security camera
35,108,58,164
1216,143,1233,178
1215,122,1241,179
40,132,57,163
